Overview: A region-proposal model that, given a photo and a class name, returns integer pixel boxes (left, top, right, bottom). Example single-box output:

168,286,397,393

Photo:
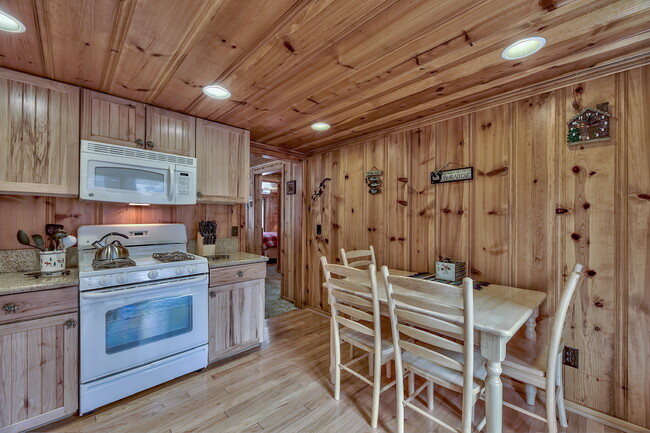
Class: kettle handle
99,232,129,243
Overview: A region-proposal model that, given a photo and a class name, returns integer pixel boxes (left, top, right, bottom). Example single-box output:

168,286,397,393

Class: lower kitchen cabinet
208,278,265,363
0,312,78,433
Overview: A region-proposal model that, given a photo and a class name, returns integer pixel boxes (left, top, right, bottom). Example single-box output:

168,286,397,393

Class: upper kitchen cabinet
0,69,79,196
81,90,145,149
145,106,196,156
196,119,250,203
81,90,196,156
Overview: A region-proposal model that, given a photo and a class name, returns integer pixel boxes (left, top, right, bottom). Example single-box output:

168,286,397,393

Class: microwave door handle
80,275,208,300
169,165,175,202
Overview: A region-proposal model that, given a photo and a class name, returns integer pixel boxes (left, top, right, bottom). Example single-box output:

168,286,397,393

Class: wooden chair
500,264,583,433
382,266,486,433
340,246,377,269
321,257,396,428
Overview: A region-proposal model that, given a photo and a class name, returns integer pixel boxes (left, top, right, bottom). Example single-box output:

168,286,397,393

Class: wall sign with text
430,167,474,184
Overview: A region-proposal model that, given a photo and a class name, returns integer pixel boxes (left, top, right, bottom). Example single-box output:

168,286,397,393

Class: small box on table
435,259,466,283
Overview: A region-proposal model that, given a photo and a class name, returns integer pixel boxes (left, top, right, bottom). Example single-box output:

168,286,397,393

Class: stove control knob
188,265,198,274
117,273,127,284
99,276,111,286
175,266,185,275
147,270,159,280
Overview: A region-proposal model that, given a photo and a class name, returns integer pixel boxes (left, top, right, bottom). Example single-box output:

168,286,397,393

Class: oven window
94,166,165,194
105,296,193,354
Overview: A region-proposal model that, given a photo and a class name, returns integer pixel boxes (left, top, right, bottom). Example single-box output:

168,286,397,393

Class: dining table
326,269,547,433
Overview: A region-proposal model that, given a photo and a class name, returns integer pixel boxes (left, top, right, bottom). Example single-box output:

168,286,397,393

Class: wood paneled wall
263,192,280,233
0,196,243,250
304,66,650,427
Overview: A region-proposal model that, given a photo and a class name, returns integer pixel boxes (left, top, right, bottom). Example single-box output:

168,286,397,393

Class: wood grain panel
145,106,196,156
81,89,145,147
302,65,650,428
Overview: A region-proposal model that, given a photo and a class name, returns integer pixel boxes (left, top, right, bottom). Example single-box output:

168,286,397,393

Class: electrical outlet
231,226,238,237
316,224,322,235
563,346,579,369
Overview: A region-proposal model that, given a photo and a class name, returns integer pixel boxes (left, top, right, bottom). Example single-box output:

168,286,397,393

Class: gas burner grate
152,251,195,263
93,258,136,271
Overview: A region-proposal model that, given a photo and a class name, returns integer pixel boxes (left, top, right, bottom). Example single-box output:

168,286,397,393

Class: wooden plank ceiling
0,0,648,154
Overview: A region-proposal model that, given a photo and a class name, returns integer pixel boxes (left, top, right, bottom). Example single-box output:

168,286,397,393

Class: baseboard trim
564,402,650,433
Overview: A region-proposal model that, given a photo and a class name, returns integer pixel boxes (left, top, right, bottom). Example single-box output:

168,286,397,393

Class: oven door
81,153,175,205
80,274,208,383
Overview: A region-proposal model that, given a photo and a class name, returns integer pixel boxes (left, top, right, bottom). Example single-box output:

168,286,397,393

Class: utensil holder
196,233,215,257
40,251,66,273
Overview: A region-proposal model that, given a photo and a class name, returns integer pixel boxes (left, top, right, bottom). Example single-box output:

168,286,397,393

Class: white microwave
80,140,197,205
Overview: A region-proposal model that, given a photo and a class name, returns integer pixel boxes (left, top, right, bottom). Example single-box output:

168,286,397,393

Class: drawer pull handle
2,304,18,313
65,319,77,329
209,291,216,298
237,271,244,277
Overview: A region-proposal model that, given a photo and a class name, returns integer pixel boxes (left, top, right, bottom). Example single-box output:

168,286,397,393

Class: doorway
247,159,304,319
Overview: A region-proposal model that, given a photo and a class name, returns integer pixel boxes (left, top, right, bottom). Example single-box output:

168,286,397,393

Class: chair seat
340,328,394,357
502,337,549,378
402,349,486,394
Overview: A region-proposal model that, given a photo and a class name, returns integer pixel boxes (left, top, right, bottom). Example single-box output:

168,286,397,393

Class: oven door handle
81,275,208,300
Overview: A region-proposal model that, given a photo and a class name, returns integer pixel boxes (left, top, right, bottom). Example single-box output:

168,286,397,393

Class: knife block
196,233,215,257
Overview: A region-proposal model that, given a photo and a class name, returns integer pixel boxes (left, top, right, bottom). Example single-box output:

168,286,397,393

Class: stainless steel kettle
92,232,130,261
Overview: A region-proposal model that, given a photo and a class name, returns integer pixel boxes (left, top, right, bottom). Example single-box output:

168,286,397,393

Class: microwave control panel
175,169,196,204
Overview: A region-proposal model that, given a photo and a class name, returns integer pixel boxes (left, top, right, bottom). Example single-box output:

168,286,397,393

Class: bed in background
263,231,278,262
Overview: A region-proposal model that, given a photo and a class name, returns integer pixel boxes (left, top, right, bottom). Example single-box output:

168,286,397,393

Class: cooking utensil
92,232,130,261
49,230,69,250
45,224,64,237
61,235,77,249
32,234,45,250
17,230,44,250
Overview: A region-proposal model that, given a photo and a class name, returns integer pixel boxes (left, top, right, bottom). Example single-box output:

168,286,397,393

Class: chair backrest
321,257,381,349
547,264,583,370
382,266,475,410
340,246,377,269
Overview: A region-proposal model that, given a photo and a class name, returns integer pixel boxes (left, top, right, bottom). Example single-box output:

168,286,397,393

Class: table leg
524,307,539,405
525,307,539,342
481,333,507,433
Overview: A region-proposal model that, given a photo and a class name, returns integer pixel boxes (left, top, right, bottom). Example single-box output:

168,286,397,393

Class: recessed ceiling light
0,10,26,33
501,37,546,60
202,85,231,99
311,122,330,131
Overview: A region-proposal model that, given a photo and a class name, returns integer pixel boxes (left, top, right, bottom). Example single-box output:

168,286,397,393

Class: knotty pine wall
0,196,243,250
304,66,649,426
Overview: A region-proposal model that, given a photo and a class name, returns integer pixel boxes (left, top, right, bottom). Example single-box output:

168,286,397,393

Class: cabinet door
196,119,250,203
81,89,145,148
208,279,264,363
0,313,78,433
0,69,79,196
145,106,196,156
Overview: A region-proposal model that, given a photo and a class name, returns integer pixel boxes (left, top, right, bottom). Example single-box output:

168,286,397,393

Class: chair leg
386,360,392,379
371,351,382,428
369,353,374,377
556,354,568,428
396,368,405,433
525,384,537,406
427,381,434,411
333,330,341,400
408,372,415,396
350,343,354,359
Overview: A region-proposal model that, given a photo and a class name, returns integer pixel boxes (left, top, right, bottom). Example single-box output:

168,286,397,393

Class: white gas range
77,224,208,414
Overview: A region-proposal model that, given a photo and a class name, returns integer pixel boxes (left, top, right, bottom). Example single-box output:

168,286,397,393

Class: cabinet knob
65,319,77,329
135,138,144,148
237,271,244,278
196,191,203,198
146,140,155,150
2,303,18,313
209,291,216,298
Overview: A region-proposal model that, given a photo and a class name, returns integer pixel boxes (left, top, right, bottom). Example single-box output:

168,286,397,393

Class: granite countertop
203,252,268,269
0,269,80,296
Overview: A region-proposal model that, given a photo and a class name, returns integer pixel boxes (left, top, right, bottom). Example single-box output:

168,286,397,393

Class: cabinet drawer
0,286,78,324
210,263,266,287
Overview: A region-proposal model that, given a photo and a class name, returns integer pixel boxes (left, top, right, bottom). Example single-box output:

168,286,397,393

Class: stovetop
153,251,196,263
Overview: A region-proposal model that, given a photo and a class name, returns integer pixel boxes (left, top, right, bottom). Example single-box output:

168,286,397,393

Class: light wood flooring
39,309,624,433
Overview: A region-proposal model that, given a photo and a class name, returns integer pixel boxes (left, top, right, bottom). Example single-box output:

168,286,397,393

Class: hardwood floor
39,309,623,433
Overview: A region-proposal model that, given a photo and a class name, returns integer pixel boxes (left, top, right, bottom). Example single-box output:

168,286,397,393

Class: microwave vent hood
84,141,195,167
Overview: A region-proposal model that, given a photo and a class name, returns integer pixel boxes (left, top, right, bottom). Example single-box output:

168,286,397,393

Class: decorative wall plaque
430,167,474,184
567,103,611,145
365,167,383,195
286,180,296,195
